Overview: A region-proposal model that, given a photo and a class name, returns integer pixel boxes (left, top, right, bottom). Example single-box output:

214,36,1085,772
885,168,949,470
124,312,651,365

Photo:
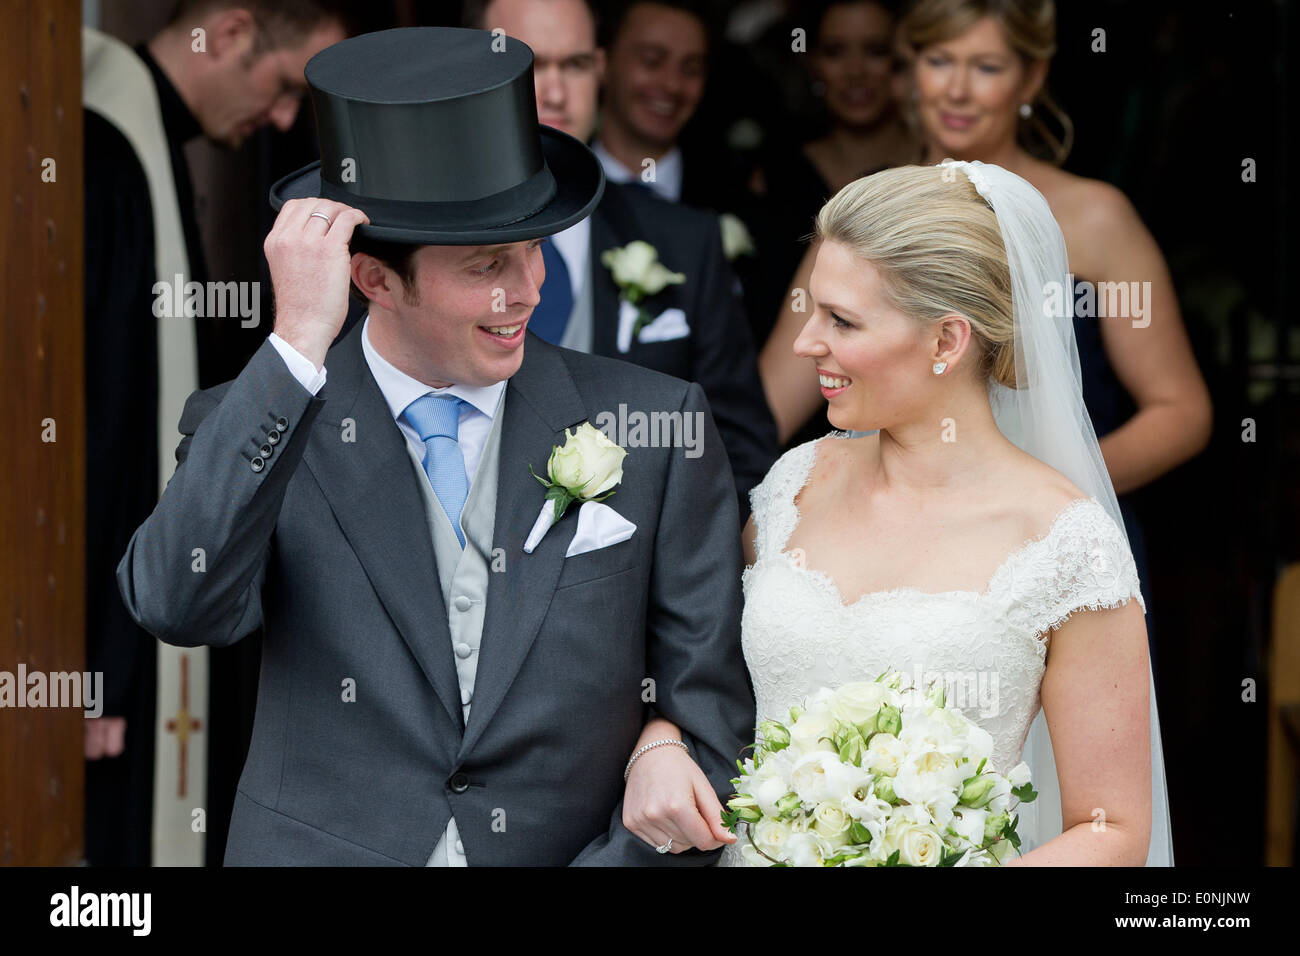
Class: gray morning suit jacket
117,321,755,865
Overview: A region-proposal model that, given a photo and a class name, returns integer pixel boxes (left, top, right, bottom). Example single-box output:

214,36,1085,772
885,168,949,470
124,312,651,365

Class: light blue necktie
403,393,469,548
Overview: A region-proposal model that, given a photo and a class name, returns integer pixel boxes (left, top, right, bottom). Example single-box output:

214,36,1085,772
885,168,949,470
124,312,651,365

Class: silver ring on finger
309,211,333,227
655,837,673,854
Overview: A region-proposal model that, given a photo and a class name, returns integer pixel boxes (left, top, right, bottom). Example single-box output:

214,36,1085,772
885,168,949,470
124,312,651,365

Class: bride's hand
623,744,736,854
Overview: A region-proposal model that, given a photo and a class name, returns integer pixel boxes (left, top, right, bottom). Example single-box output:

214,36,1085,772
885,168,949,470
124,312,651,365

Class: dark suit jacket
117,323,755,865
589,183,777,516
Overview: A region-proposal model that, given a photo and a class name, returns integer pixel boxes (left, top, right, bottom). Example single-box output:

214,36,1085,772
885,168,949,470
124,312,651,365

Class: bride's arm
622,717,737,853
1007,600,1152,866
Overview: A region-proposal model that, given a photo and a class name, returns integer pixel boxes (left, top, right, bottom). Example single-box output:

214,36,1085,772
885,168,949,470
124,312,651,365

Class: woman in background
747,0,916,351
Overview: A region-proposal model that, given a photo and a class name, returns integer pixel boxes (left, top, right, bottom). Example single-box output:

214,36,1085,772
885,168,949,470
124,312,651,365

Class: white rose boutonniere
600,240,685,343
523,422,628,553
719,212,756,261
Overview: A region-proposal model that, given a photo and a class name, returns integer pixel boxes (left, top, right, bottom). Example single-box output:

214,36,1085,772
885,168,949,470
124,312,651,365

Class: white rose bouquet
723,672,1038,867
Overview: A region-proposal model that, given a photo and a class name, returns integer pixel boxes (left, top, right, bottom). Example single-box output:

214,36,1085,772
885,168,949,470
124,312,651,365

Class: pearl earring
1019,102,1033,119
932,361,947,375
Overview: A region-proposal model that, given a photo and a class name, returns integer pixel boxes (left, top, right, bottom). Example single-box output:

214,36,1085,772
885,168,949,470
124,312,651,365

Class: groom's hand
623,746,736,854
265,198,371,370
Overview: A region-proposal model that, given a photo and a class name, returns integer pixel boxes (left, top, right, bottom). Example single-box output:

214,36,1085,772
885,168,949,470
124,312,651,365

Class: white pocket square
616,302,690,353
565,500,637,558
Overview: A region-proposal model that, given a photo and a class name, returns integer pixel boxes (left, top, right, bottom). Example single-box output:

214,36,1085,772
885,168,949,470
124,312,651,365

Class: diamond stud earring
932,361,947,375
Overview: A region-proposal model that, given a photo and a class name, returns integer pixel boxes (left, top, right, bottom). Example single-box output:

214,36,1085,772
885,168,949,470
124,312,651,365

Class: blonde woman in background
761,0,1210,488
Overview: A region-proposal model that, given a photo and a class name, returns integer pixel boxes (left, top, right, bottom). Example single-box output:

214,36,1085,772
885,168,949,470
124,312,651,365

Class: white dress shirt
269,317,506,483
592,139,684,203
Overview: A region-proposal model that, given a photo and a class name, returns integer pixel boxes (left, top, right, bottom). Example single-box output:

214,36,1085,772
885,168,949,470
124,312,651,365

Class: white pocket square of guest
616,301,690,353
565,500,637,557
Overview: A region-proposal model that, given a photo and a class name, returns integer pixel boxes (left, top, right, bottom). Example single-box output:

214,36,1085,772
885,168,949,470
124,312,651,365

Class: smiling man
117,27,754,867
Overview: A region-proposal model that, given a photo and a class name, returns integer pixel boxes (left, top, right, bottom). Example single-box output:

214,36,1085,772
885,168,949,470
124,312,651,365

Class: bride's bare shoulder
997,447,1093,534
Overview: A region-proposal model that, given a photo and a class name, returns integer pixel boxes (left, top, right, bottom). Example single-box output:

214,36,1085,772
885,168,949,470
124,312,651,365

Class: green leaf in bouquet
883,849,911,867
937,846,966,867
848,819,874,845
720,806,741,832
1002,814,1023,850
1012,781,1038,803
837,730,865,767
822,851,863,867
873,774,898,805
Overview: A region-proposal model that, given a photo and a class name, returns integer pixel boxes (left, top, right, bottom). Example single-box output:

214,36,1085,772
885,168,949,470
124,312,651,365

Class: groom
116,27,755,866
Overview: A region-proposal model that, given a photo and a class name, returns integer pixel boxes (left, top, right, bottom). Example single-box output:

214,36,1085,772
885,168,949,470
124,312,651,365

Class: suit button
265,428,281,445
461,687,472,706
275,416,289,430
454,839,464,855
250,456,265,473
259,442,273,457
453,595,471,612
454,642,472,659
448,772,469,793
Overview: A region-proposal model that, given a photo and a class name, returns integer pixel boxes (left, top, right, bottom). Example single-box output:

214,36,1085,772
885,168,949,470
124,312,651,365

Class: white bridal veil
942,160,1174,866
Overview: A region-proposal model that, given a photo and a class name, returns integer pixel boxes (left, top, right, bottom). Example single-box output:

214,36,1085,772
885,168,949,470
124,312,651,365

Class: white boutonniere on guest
719,212,757,261
523,422,629,553
601,240,686,345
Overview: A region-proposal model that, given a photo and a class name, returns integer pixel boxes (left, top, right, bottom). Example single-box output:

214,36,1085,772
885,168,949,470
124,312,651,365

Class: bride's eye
831,312,852,329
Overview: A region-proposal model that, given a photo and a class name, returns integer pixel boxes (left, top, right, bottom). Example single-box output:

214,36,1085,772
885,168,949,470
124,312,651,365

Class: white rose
896,822,945,866
719,212,756,260
601,240,657,287
548,422,627,496
830,681,889,725
750,770,791,818
753,818,794,860
812,802,852,847
788,709,836,754
600,241,685,295
640,261,687,296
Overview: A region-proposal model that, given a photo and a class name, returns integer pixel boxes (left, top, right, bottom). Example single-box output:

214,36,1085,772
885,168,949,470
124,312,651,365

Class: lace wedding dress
719,432,1146,867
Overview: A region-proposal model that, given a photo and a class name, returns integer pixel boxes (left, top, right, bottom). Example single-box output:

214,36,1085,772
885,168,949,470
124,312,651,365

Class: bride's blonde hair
814,164,1018,388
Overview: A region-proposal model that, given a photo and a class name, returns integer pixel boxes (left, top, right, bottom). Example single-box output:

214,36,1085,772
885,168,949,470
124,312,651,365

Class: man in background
463,0,776,513
82,0,346,865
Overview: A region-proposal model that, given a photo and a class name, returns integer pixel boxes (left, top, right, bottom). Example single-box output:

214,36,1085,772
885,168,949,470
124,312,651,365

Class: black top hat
270,27,604,245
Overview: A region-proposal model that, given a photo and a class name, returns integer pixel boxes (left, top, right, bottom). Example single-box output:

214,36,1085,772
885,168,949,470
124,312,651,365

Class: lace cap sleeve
1034,499,1146,636
747,439,822,563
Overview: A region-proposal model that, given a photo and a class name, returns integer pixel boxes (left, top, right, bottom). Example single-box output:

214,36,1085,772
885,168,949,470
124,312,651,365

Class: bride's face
795,241,936,431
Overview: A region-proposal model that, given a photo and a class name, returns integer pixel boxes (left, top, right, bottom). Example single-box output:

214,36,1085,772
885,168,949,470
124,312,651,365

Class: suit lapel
588,197,621,358
459,335,588,757
302,323,465,731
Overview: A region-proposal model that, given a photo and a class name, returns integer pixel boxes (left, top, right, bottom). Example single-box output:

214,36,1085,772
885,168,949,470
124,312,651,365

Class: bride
620,161,1173,866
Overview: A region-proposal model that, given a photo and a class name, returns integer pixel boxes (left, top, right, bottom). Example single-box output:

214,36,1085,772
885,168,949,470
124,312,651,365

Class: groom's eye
472,259,498,276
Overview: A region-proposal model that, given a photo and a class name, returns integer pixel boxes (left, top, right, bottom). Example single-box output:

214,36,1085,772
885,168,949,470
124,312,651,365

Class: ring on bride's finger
309,211,333,226
655,838,673,854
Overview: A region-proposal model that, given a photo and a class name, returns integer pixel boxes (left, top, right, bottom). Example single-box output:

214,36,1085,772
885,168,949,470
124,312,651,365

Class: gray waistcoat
404,390,506,865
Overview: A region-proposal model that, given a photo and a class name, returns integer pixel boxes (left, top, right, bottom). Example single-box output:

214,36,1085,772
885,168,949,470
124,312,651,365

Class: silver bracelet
623,738,689,782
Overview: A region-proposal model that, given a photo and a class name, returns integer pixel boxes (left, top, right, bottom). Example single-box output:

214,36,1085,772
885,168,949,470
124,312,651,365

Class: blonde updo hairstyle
899,0,1073,165
815,164,1018,389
